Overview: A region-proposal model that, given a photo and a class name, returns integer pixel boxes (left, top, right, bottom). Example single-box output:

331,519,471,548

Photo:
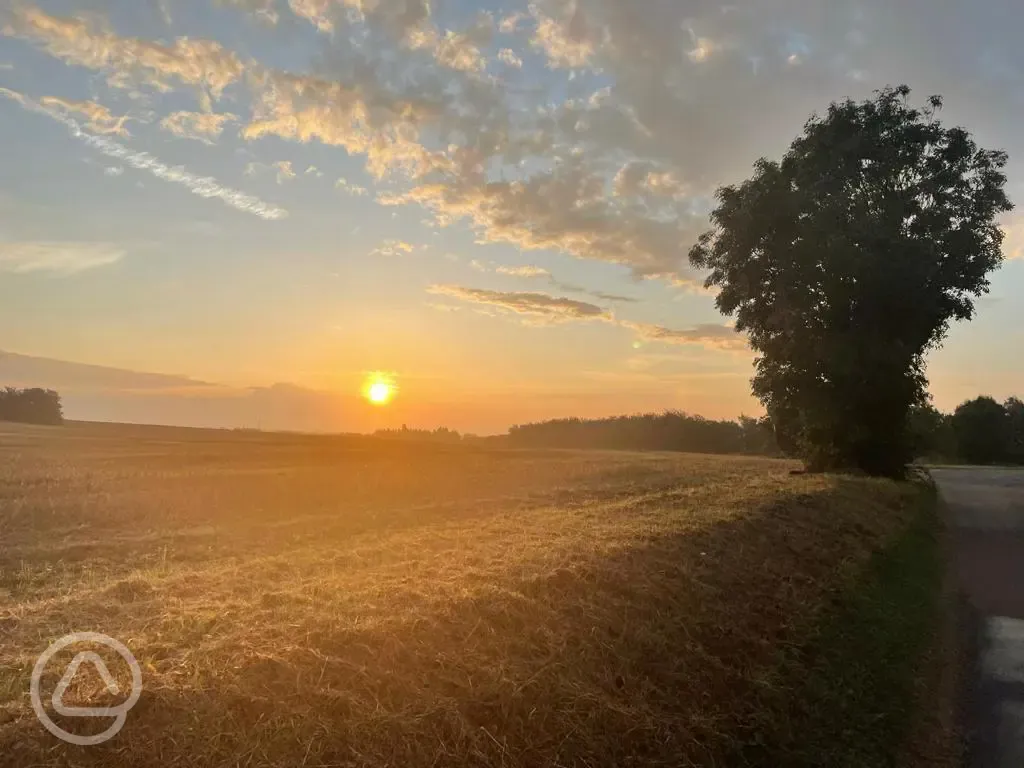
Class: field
0,421,942,767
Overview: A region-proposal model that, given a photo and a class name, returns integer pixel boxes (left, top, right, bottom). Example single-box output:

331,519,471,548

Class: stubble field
0,421,940,767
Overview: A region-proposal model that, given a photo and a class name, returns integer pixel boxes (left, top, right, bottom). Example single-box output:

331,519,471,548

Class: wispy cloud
277,0,483,78
497,48,523,68
588,290,639,303
335,177,368,196
80,132,288,218
244,160,296,183
0,242,125,275
406,26,489,73
282,0,337,32
0,87,287,220
274,160,295,183
493,263,638,303
429,284,741,348
240,70,442,179
160,110,236,143
529,3,596,69
498,12,526,34
427,302,461,312
612,161,687,199
427,284,610,323
1000,215,1024,260
39,95,131,135
3,5,243,98
686,31,721,64
496,264,549,277
216,0,280,25
381,152,704,282
619,320,747,351
370,240,416,257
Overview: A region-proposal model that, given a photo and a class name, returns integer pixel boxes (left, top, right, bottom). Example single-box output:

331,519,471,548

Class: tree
738,415,780,456
951,396,1010,465
1004,397,1024,464
0,387,64,425
906,402,955,461
689,86,1012,476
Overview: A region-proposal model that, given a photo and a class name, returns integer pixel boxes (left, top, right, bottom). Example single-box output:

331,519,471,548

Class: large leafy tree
689,86,1012,476
951,396,1010,465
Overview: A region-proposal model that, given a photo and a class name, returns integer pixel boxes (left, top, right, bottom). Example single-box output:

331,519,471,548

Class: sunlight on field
0,422,920,767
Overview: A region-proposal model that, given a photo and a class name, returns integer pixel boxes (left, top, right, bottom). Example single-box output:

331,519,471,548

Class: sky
0,0,1022,434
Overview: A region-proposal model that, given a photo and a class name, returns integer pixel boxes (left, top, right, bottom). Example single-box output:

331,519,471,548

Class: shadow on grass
1,477,939,768
734,482,943,767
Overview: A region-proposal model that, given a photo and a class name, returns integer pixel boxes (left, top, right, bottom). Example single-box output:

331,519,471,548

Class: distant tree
0,387,64,425
507,411,769,456
906,402,955,461
1004,397,1024,464
738,415,780,456
690,86,1012,477
951,396,1010,465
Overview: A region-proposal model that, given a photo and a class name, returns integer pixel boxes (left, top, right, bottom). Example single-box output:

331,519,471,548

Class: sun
368,381,392,404
363,373,396,405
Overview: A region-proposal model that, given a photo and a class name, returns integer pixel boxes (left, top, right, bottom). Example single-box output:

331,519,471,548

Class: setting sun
368,381,391,404
363,373,396,405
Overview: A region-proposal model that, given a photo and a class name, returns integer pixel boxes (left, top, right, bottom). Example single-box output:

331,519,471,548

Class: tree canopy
951,396,1012,465
0,387,64,425
689,86,1012,476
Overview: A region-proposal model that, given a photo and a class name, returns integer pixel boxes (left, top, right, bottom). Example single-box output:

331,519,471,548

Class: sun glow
363,373,396,405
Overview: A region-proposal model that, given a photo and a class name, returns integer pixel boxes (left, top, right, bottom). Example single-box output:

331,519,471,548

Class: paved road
933,467,1024,768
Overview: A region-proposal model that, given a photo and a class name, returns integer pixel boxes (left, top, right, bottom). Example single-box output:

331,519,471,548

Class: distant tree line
0,387,64,425
507,412,779,456
373,425,465,443
910,396,1024,465
506,398,1024,466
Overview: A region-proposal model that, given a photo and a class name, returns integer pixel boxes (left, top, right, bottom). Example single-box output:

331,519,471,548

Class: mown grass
735,479,947,767
0,421,944,767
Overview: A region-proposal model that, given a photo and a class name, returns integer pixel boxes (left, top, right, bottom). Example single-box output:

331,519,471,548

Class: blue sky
0,0,1022,433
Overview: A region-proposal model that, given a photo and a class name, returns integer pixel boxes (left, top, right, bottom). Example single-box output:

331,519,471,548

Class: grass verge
737,478,948,767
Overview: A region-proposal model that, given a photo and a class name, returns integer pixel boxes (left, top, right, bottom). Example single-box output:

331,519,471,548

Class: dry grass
0,421,928,767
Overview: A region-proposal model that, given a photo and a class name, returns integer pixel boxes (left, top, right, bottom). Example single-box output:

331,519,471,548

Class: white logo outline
30,632,143,746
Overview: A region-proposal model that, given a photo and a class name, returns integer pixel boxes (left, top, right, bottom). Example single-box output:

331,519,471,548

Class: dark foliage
951,396,1013,465
0,387,64,425
906,394,1024,465
507,411,779,456
906,402,957,461
1006,397,1024,465
689,86,1012,477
